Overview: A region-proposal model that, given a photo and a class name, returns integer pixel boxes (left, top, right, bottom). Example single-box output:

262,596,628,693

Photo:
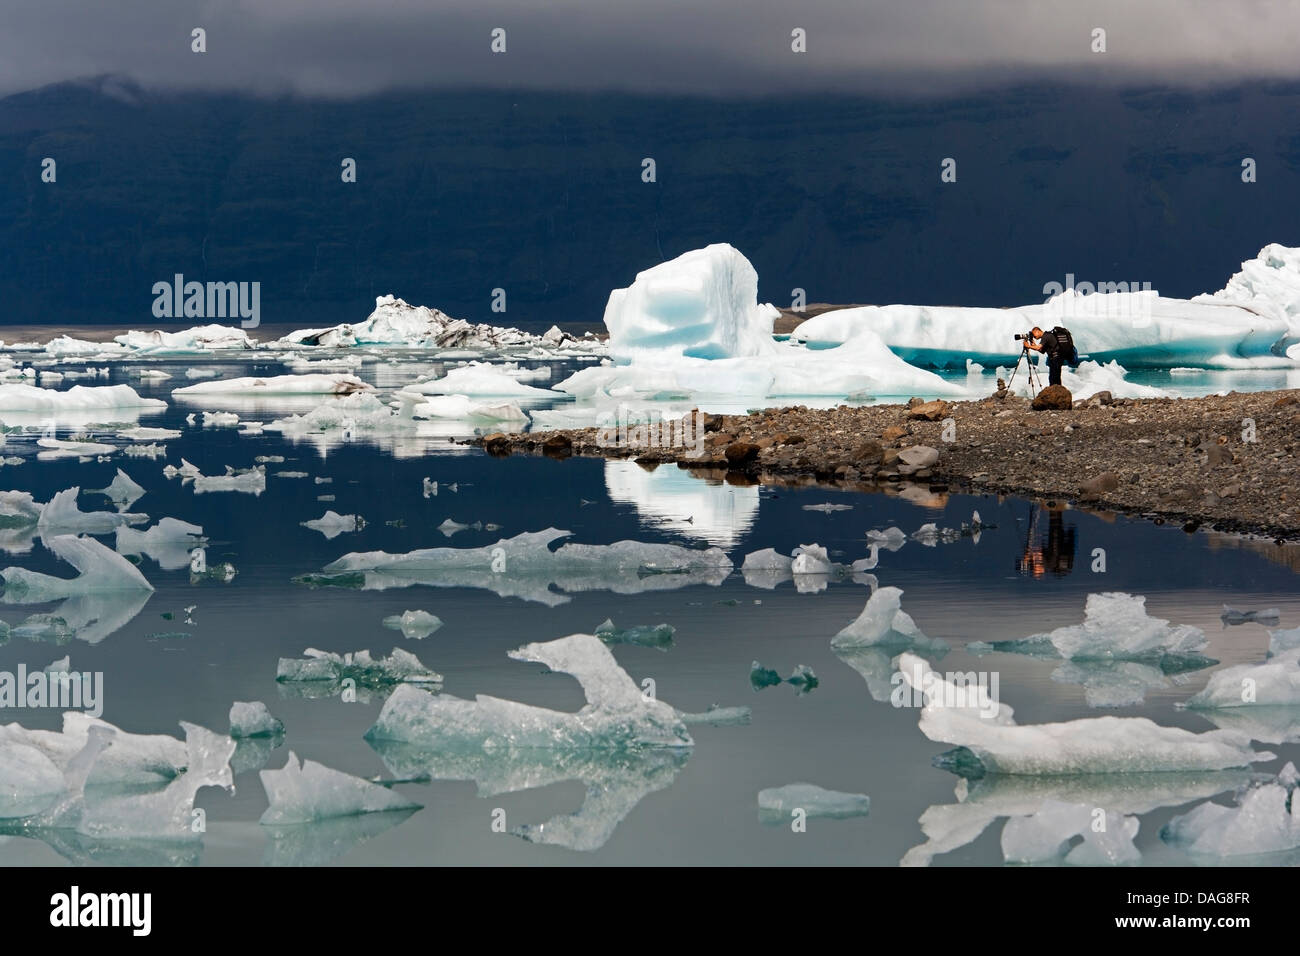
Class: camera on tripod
1013,331,1035,342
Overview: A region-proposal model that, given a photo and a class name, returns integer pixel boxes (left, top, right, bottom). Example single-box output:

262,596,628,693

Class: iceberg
192,465,266,495
1161,763,1300,857
897,652,1269,776
398,362,556,398
36,438,118,460
173,374,373,397
276,647,442,688
1193,243,1300,343
1183,648,1300,709
309,528,732,606
1009,592,1209,663
0,383,165,416
2,535,154,602
301,510,364,540
36,487,147,538
259,751,421,824
115,518,205,571
87,469,146,511
1271,626,1300,657
366,634,693,752
594,618,675,651
382,609,444,640
757,783,870,823
229,701,285,739
831,586,947,652
114,324,255,351
1000,799,1141,865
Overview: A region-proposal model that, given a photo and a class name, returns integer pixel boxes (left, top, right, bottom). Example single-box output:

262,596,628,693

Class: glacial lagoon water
0,350,1298,867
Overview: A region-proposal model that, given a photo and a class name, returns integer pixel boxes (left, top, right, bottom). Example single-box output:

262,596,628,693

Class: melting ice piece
1020,592,1209,662
0,383,166,416
301,511,365,540
312,528,732,606
367,634,693,752
802,502,853,513
87,469,146,512
276,647,442,687
1051,660,1178,709
119,427,181,441
897,652,1269,776
2,534,154,601
1220,606,1283,627
115,517,206,570
36,487,147,537
1000,799,1141,865
193,465,266,495
757,783,870,823
36,438,117,461
1184,647,1300,709
740,548,792,590
0,742,67,819
677,704,751,726
594,618,675,651
229,701,285,739
382,609,444,640
1161,763,1300,856
911,523,959,546
866,526,907,551
1271,627,1300,657
259,751,421,824
173,373,373,396
831,586,947,652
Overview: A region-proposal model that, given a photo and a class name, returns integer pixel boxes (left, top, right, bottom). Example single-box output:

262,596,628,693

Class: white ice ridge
113,324,256,352
831,586,947,651
115,517,206,570
259,751,421,824
276,294,597,350
1021,592,1209,661
36,487,147,537
275,647,442,686
88,469,146,511
367,634,694,752
757,783,871,821
1161,762,1300,856
172,373,373,396
1183,648,1300,709
317,528,733,606
2,534,154,601
1000,799,1141,865
0,383,166,413
793,243,1300,369
896,652,1269,775
229,701,284,739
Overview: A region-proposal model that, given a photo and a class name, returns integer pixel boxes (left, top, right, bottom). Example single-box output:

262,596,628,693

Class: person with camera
1020,325,1076,387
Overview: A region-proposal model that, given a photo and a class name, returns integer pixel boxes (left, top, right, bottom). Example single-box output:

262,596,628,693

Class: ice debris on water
173,373,373,397
1001,799,1141,865
896,652,1269,776
121,442,166,459
87,469,146,512
2,535,154,601
276,647,442,688
1220,606,1282,627
259,751,421,825
229,701,285,739
437,518,481,537
301,511,365,540
831,586,948,652
36,438,117,461
912,522,960,546
202,411,239,428
1270,626,1300,657
866,526,907,551
115,518,206,571
193,464,265,496
594,618,675,651
750,661,818,694
1183,648,1300,709
382,609,443,640
740,543,876,592
677,704,751,726
1160,763,1299,856
757,783,870,823
36,487,147,538
802,502,853,513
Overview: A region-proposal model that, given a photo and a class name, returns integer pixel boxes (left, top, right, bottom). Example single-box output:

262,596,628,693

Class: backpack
1050,326,1080,366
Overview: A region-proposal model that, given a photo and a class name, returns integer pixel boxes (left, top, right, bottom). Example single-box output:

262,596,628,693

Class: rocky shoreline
472,387,1300,543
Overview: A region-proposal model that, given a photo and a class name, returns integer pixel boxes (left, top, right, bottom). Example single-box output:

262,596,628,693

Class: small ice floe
118,426,181,441
173,373,373,396
740,543,875,593
115,518,205,570
202,411,240,428
314,477,332,484
802,502,854,513
594,618,675,651
437,518,481,537
382,610,443,640
275,471,309,479
757,783,870,823
896,652,1268,777
750,661,818,694
189,552,237,584
400,393,531,424
122,442,167,458
831,586,948,653
0,383,166,415
398,362,556,398
229,701,285,739
1183,648,1300,709
317,494,335,502
1161,763,1300,857
185,368,219,379
259,752,422,825
255,455,285,463
677,704,751,726
276,647,442,689
86,469,146,512
162,458,201,480
306,529,731,606
301,511,365,540
35,487,147,538
2,535,154,601
911,522,959,546
1001,800,1141,866
38,371,63,385
366,634,692,751
36,438,117,461
193,465,266,496
1220,606,1283,627
129,369,172,381
866,526,907,551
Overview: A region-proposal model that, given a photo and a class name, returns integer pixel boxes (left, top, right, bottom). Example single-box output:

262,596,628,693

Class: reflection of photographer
1016,326,1076,387
1017,506,1076,578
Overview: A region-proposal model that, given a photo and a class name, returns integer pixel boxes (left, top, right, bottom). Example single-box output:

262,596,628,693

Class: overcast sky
3,0,1299,98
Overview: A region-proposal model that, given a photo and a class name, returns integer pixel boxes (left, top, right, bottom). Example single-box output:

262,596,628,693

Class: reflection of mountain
603,460,758,548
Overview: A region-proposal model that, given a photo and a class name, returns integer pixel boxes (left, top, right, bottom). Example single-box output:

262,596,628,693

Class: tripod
1005,346,1042,396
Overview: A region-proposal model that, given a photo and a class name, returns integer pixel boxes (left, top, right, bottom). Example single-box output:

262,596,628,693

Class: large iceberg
0,383,165,417
173,374,373,397
113,324,255,352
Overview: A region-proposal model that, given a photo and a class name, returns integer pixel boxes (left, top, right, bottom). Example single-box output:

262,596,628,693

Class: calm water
0,349,1297,866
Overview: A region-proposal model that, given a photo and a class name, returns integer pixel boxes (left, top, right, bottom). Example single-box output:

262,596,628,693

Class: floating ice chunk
87,469,146,512
897,652,1269,776
1184,648,1300,709
866,526,907,551
0,743,67,819
422,478,437,497
1001,799,1140,865
312,528,732,606
911,522,959,546
831,586,948,652
594,618,675,650
115,324,255,352
1270,627,1300,657
115,518,206,570
259,751,421,825
1161,763,1300,856
185,368,220,379
677,704,751,726
276,647,442,687
791,543,835,575
229,701,285,739
802,502,853,513
1024,593,1209,662
162,458,201,480
1221,606,1282,627
130,368,172,381
400,363,556,398
437,518,480,537
405,394,531,423
740,548,793,589
122,442,167,458
36,487,147,538
0,384,165,418
193,465,266,496
263,391,408,435
367,634,693,752
301,511,365,540
173,374,373,397
36,438,117,461
0,712,187,787
757,783,870,822
2,535,154,601
383,610,443,640
202,411,240,427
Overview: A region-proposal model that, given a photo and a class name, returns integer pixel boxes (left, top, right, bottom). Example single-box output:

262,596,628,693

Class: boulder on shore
1032,385,1073,411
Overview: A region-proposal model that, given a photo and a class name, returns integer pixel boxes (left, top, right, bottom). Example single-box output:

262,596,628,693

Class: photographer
1023,326,1069,386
